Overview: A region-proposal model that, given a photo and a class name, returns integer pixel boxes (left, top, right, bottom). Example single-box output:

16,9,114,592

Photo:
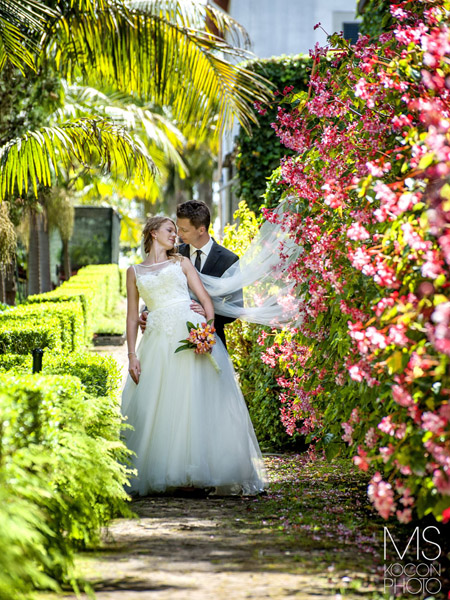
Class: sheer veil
199,203,303,329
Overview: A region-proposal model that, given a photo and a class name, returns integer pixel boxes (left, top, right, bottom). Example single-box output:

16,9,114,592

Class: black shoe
172,486,212,498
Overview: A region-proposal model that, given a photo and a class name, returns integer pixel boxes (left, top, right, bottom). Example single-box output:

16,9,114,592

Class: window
343,22,360,43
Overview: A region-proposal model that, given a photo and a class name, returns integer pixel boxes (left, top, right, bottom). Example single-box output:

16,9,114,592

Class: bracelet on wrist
128,352,136,356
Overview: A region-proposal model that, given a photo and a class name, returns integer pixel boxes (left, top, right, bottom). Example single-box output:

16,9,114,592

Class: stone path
46,486,380,600
38,343,384,600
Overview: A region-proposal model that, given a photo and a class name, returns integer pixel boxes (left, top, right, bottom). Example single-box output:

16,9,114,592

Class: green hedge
0,320,61,354
0,374,132,599
359,0,393,38
235,55,311,212
0,350,121,398
26,264,121,342
0,301,84,354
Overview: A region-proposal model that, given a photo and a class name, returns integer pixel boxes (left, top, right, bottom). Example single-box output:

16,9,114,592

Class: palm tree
0,0,57,73
1,0,270,200
0,0,271,295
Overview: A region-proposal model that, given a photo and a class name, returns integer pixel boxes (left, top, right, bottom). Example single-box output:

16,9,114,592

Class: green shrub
119,267,127,297
359,0,393,38
0,351,121,398
0,321,61,354
222,202,302,451
0,301,84,353
91,301,126,336
27,264,121,343
226,320,303,452
0,374,132,598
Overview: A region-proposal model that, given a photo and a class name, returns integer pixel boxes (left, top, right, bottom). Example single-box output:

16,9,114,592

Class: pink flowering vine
258,0,450,523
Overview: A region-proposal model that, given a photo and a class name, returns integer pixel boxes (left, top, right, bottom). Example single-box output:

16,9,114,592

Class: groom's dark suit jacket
179,240,239,348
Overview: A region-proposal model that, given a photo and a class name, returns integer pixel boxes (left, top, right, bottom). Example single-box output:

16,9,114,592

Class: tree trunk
28,210,41,296
28,209,51,295
5,260,16,305
40,213,51,292
62,239,71,280
0,268,4,304
197,180,213,211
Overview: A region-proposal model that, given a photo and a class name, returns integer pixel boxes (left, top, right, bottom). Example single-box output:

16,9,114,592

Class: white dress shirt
189,237,213,272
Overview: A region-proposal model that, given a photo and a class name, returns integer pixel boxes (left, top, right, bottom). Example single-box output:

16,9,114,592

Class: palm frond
58,83,187,174
128,0,252,48
0,0,57,73
51,0,272,139
0,118,155,200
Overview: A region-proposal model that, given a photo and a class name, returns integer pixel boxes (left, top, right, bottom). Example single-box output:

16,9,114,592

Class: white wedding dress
120,259,267,496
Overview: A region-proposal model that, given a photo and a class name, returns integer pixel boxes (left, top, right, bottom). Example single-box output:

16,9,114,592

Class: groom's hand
139,310,148,333
190,301,206,317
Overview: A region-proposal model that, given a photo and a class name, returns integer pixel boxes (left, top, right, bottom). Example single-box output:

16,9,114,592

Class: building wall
227,0,359,58
215,0,360,230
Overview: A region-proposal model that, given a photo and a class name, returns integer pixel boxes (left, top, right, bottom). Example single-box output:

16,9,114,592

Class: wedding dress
121,259,267,496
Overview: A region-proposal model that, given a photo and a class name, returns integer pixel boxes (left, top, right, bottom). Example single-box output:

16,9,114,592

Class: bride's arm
126,266,141,384
181,258,215,323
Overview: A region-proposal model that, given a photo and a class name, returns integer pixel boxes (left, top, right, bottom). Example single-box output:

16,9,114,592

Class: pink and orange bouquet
175,320,221,373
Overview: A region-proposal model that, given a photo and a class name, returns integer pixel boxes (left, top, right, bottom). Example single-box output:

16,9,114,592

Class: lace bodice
134,260,192,337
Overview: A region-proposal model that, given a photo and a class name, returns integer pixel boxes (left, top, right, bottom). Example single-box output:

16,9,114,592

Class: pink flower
422,411,447,434
388,324,409,347
439,403,450,420
378,415,397,437
350,408,361,424
421,249,444,279
347,222,370,241
353,447,370,472
432,469,450,495
365,427,378,448
401,223,431,252
396,508,413,523
341,422,354,444
366,326,388,349
380,444,395,463
392,384,414,407
368,472,396,519
348,364,364,382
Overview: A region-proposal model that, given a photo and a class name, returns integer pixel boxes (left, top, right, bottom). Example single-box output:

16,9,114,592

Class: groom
140,200,240,348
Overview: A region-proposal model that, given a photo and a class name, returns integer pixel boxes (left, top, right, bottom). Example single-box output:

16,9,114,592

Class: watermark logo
383,526,442,595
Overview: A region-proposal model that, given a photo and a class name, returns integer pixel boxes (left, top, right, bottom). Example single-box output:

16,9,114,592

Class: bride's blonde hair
142,216,178,256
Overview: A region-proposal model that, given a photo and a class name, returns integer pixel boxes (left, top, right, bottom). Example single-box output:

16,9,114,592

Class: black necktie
194,249,202,271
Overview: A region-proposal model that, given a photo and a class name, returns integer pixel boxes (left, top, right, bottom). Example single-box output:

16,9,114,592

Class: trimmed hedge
26,264,121,342
0,264,127,598
0,350,121,398
0,301,84,354
0,374,132,599
0,320,61,354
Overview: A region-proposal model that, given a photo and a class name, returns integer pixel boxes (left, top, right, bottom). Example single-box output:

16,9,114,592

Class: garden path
41,343,385,600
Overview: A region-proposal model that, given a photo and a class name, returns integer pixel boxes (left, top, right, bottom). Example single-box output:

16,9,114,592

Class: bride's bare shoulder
171,254,187,266
178,255,193,270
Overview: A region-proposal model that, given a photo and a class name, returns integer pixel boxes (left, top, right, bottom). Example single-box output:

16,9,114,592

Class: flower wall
261,0,450,523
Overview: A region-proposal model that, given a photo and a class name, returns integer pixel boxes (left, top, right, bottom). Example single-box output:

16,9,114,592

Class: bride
121,215,267,496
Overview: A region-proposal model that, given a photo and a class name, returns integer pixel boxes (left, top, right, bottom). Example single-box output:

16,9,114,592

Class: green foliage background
223,202,305,451
358,0,393,38
234,55,311,213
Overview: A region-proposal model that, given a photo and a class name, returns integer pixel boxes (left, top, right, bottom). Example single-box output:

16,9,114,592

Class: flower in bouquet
175,320,221,373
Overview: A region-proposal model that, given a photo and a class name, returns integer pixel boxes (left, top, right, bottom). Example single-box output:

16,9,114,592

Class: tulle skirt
120,303,267,496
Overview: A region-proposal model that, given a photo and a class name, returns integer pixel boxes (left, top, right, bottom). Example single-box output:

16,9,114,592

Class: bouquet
175,320,221,374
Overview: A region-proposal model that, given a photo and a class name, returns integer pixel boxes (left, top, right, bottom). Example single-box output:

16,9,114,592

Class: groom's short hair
176,200,210,230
